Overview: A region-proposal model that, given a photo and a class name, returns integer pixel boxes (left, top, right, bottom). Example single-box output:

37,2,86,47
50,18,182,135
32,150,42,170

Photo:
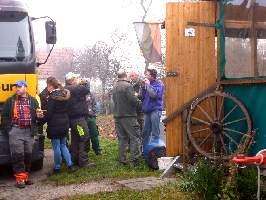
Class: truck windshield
0,11,32,62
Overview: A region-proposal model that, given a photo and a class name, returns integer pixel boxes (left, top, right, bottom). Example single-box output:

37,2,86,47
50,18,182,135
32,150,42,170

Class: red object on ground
15,172,28,183
232,153,266,166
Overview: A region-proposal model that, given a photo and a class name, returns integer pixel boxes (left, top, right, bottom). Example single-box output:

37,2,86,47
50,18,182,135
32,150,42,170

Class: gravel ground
0,150,121,200
0,149,173,200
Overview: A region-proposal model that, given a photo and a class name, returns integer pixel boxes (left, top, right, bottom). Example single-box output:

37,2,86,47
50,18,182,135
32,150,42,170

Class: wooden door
165,1,217,156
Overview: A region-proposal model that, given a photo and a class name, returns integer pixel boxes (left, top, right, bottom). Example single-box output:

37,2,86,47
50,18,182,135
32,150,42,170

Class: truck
0,0,56,170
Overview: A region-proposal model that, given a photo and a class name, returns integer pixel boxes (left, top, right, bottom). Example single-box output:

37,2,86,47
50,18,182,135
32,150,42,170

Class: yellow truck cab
0,0,56,170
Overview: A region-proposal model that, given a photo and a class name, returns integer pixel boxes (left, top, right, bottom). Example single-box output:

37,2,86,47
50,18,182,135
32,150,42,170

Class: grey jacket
86,93,97,117
112,80,140,118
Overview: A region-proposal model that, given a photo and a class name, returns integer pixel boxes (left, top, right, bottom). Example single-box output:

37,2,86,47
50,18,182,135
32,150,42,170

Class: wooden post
250,0,258,76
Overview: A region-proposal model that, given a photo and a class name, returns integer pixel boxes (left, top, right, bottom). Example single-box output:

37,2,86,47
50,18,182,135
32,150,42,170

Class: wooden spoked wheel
186,91,252,160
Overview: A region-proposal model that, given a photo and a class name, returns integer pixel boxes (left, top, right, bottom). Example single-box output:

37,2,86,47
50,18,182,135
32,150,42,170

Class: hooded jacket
142,80,164,113
46,89,71,139
65,84,90,120
39,87,49,110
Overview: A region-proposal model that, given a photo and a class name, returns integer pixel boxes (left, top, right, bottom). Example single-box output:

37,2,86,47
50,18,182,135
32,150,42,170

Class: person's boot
25,180,34,185
25,172,34,185
15,172,27,189
81,162,96,168
68,165,78,173
95,150,102,155
15,181,25,189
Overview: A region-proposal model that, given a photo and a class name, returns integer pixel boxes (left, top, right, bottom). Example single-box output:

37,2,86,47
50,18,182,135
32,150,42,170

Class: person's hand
76,78,81,85
36,109,44,118
144,78,150,85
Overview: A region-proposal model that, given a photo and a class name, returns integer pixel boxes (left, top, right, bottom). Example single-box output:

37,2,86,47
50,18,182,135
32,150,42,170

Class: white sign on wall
185,27,196,37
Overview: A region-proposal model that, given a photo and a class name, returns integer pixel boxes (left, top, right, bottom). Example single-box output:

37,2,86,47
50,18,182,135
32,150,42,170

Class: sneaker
15,181,25,189
95,151,102,156
25,180,34,185
68,166,78,173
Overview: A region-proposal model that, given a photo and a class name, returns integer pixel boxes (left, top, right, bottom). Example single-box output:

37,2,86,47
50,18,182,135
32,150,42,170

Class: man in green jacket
112,71,141,166
86,91,101,155
1,80,43,188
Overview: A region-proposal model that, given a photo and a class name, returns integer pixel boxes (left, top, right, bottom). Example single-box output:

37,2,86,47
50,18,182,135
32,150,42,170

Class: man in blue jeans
142,69,164,147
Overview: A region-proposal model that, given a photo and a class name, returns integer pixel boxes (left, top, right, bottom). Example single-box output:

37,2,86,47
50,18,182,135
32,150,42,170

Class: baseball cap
15,80,28,87
65,72,80,80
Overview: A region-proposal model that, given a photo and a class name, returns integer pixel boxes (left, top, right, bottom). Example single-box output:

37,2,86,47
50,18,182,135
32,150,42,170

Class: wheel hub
210,121,223,135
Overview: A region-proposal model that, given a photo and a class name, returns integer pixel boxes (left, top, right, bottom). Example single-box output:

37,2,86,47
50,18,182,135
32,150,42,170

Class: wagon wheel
186,91,252,160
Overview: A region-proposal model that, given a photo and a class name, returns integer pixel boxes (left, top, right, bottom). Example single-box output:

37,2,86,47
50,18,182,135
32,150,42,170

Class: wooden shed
164,0,266,158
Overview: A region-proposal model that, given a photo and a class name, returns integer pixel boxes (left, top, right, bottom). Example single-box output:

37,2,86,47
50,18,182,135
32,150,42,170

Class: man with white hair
65,72,95,168
129,71,144,132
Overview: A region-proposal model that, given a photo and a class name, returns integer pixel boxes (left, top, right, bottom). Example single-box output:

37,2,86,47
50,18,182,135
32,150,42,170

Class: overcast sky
26,0,166,48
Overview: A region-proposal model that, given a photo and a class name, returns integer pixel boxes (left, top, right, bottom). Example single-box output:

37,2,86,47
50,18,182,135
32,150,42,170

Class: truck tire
31,159,44,171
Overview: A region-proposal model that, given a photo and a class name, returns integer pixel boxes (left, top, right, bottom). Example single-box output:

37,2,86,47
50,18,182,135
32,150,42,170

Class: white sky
26,0,166,48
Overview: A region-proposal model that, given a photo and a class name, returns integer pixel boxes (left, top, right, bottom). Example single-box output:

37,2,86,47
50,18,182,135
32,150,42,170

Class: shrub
237,168,258,200
178,159,224,200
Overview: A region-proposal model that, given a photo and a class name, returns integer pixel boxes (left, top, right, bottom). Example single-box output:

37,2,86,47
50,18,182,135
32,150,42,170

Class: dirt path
0,149,175,200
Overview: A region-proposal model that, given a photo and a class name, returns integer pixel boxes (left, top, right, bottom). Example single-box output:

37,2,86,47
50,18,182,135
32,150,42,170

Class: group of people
1,73,101,188
112,68,164,166
0,68,164,188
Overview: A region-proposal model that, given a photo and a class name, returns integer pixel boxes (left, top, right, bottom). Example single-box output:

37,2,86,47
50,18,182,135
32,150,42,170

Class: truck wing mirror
45,21,57,44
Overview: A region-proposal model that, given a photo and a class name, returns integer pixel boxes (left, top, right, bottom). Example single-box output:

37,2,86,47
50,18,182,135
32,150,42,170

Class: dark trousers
70,118,90,167
115,117,141,163
8,127,34,173
87,116,101,153
137,112,144,147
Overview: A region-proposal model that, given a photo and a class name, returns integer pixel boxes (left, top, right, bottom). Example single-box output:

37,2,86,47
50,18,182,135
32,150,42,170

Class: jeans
51,137,73,170
143,110,162,146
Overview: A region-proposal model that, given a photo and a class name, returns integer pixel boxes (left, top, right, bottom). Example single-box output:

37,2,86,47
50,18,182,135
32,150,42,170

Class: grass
60,183,196,200
48,138,160,185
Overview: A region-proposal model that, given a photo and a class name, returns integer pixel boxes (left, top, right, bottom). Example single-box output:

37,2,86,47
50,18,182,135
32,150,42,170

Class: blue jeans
51,137,73,170
143,111,162,146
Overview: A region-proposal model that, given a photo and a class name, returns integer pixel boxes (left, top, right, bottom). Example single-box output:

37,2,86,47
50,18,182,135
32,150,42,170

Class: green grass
48,138,160,185
60,183,196,200
44,135,52,149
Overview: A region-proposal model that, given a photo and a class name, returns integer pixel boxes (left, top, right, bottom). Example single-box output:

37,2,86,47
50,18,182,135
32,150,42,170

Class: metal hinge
187,22,216,28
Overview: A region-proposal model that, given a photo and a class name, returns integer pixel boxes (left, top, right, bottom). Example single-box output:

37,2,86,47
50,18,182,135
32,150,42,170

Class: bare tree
140,0,153,21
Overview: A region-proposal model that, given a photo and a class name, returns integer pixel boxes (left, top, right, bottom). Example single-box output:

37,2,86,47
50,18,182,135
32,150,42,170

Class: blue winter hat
15,80,28,87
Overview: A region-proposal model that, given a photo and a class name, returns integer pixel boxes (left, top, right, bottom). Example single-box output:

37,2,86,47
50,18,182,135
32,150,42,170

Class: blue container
143,137,166,169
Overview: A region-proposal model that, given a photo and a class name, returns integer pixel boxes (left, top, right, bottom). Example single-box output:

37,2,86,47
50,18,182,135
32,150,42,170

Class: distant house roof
37,48,74,80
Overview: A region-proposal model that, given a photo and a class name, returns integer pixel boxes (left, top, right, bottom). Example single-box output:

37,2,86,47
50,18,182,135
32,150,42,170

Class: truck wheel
31,159,44,171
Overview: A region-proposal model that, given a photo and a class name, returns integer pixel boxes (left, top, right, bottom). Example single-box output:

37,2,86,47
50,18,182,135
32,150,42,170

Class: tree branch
141,0,152,22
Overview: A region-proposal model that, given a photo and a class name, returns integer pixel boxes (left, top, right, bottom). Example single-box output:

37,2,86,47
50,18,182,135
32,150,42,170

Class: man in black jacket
112,71,141,166
65,72,95,168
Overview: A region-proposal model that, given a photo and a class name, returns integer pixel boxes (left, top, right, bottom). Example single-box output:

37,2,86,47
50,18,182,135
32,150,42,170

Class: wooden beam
225,20,266,30
221,78,266,85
